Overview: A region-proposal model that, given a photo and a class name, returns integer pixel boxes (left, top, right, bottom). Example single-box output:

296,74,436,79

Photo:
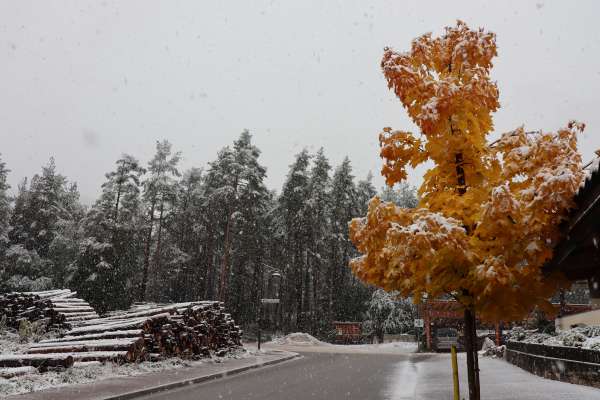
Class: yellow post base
451,344,460,400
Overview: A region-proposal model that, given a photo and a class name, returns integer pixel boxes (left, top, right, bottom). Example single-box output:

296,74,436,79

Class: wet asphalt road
135,349,600,400
137,351,425,400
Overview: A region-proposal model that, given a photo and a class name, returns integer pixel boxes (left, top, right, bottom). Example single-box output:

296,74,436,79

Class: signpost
258,298,281,350
414,319,424,351
261,299,280,304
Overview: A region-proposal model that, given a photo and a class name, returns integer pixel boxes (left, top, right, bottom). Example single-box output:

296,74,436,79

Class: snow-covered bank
0,332,32,355
509,326,600,350
0,348,254,397
266,332,417,354
271,332,328,346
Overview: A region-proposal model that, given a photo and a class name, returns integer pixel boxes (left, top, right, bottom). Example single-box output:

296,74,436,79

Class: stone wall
506,341,600,388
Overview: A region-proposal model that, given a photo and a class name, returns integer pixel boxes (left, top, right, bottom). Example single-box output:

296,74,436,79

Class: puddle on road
382,358,419,399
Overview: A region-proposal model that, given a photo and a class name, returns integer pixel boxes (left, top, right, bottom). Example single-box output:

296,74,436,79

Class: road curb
104,352,301,400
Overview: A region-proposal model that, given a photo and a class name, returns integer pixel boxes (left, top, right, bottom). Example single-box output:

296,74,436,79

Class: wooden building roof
543,158,600,280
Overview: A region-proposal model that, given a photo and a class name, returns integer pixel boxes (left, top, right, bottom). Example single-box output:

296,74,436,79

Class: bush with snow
508,325,600,350
363,289,416,343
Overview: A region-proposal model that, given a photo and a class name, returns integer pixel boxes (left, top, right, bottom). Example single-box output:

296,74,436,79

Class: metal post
257,300,262,351
415,328,420,351
451,344,460,400
257,324,261,351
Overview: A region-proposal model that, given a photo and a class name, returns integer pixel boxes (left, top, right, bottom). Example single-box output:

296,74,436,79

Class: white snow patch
271,332,327,346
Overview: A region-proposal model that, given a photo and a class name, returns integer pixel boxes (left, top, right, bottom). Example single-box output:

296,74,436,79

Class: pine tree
228,131,270,323
72,154,145,311
141,141,181,301
166,167,205,301
379,182,418,208
329,157,361,320
203,146,237,301
200,130,272,308
0,154,11,256
305,148,332,333
5,159,82,291
14,158,66,258
356,172,377,215
278,149,311,330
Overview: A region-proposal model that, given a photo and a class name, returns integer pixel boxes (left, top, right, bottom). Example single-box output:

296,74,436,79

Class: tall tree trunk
312,248,319,334
463,308,481,400
303,248,310,329
219,210,232,302
454,147,480,399
114,184,122,222
152,200,165,299
295,243,304,331
205,229,215,299
328,243,336,321
140,200,156,301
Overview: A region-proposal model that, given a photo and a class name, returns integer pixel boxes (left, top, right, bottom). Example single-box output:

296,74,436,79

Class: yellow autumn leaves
349,21,585,321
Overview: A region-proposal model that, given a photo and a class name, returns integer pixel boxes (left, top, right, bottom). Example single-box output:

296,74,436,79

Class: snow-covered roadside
0,332,31,355
265,332,417,354
271,332,329,346
0,338,252,397
509,326,600,350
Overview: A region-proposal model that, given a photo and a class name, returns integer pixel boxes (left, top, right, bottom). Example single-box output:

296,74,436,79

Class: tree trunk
455,146,480,399
140,200,156,301
377,328,384,344
312,253,319,335
463,308,481,400
152,200,165,299
218,210,232,302
204,231,215,299
114,184,122,222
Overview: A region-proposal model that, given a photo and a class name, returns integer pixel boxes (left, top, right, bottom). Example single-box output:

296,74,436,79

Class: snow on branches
349,21,585,321
350,198,472,301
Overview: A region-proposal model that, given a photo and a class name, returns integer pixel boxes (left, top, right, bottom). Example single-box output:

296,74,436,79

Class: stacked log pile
0,289,99,330
0,298,243,374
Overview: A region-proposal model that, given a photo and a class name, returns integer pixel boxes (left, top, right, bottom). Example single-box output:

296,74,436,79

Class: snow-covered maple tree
348,21,585,399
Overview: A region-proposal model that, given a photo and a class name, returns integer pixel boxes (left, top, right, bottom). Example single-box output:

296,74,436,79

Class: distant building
332,321,363,344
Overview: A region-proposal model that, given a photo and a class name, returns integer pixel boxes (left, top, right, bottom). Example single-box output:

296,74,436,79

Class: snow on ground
0,357,197,397
0,332,30,355
510,326,600,350
0,328,252,397
380,353,600,400
266,332,417,354
271,332,328,346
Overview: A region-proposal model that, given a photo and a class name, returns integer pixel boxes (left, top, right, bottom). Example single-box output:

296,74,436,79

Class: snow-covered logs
1,293,243,376
15,300,241,367
0,289,99,330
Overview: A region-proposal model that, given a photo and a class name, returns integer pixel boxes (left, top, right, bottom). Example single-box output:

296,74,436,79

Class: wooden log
68,351,131,363
63,312,99,319
39,329,143,344
73,361,103,368
28,337,143,352
0,354,74,369
52,306,96,313
68,313,171,335
0,366,37,378
51,298,87,304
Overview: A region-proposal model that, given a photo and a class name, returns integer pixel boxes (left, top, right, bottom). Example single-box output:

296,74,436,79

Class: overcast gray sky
1,0,599,204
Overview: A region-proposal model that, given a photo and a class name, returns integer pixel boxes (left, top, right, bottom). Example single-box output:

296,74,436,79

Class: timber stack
0,298,243,373
0,290,242,374
0,289,99,330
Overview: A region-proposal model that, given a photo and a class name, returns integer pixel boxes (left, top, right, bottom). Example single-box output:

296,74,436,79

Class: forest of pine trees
0,131,416,337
